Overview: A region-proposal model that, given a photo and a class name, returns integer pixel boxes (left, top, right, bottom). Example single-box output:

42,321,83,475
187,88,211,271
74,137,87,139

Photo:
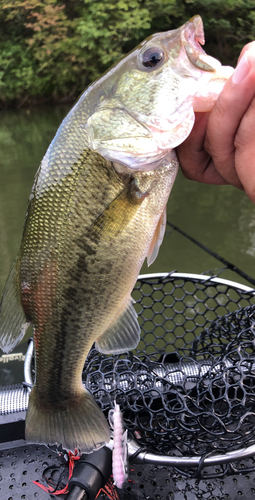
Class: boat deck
1,439,255,499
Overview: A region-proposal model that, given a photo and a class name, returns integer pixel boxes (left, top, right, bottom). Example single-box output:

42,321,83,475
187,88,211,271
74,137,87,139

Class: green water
0,105,255,385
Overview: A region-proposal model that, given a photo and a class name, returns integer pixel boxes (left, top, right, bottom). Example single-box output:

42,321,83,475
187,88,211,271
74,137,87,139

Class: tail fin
25,386,110,454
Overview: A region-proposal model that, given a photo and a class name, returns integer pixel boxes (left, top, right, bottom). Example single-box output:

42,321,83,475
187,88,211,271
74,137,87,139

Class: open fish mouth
181,15,220,72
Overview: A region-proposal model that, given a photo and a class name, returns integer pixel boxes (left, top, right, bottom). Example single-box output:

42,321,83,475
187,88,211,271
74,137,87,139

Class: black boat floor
1,441,255,499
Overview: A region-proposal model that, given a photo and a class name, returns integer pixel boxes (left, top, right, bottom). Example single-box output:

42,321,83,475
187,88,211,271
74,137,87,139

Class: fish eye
141,47,164,68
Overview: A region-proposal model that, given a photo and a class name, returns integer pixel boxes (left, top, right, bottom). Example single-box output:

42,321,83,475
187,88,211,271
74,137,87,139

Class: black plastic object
67,485,88,500
67,446,112,500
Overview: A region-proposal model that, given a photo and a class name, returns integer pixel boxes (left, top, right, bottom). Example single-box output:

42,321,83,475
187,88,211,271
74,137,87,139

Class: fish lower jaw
193,65,234,112
112,149,178,174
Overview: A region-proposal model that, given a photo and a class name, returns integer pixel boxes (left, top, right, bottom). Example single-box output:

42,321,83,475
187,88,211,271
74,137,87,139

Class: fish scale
24,137,177,448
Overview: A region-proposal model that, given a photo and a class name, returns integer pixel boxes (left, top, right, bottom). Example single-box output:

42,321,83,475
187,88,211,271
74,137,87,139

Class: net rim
137,272,255,293
126,437,255,467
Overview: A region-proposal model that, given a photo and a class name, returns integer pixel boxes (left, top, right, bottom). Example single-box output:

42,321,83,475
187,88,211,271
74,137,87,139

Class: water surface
0,106,255,384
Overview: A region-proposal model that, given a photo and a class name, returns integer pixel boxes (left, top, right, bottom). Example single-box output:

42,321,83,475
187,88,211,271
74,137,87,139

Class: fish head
86,15,233,171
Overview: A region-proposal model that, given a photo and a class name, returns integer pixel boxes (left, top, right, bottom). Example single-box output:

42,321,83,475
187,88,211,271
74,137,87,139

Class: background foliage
0,0,254,107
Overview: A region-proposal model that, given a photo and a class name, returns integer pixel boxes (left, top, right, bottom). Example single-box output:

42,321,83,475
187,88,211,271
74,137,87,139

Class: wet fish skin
0,16,232,454
22,149,178,453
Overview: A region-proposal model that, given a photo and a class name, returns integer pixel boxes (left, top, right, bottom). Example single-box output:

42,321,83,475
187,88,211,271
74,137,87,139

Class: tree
0,0,254,106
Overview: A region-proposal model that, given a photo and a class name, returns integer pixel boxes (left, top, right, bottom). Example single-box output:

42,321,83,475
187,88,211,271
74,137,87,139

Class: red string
95,476,119,500
34,452,121,499
33,449,81,495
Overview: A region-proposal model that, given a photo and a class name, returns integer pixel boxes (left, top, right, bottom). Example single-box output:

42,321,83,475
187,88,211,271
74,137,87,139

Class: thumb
178,112,228,184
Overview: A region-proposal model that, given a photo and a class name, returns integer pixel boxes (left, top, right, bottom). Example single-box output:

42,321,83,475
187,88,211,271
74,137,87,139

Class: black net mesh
82,273,255,462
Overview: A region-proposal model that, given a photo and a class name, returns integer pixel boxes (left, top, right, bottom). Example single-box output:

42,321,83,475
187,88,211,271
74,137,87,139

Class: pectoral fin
0,259,30,353
91,178,147,239
147,206,167,266
95,298,140,354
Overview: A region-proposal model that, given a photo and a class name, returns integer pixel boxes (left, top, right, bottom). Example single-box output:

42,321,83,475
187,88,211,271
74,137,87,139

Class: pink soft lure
109,403,128,489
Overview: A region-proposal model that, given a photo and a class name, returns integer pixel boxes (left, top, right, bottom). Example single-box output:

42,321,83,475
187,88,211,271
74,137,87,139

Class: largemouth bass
0,16,233,454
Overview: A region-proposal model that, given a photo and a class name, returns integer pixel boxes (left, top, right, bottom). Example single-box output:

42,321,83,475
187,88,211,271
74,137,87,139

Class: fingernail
232,51,250,84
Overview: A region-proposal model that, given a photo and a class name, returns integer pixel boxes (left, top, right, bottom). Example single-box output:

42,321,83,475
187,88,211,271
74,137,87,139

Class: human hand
177,42,255,203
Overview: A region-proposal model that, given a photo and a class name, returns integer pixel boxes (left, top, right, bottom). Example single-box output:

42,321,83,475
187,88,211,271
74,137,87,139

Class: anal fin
0,258,30,353
95,298,140,354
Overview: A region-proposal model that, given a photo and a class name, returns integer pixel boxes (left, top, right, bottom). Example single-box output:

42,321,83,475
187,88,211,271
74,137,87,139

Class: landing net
82,273,255,468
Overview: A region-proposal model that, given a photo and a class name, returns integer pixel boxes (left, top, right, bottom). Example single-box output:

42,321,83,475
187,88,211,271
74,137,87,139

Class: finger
234,95,255,203
205,42,255,189
177,112,229,184
237,41,255,63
